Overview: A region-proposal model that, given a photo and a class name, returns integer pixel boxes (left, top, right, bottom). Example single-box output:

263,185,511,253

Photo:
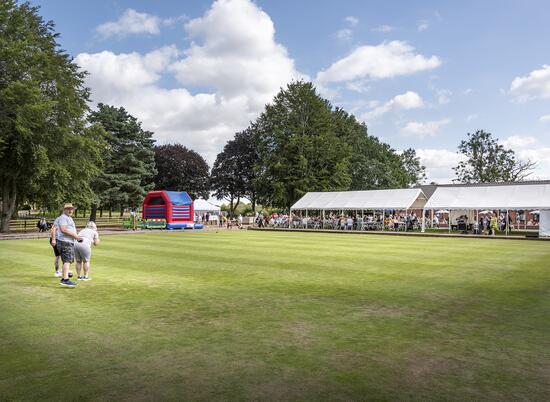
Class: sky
32,0,550,183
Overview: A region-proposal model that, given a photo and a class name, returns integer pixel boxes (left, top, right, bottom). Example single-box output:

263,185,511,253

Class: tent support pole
506,209,509,236
449,209,451,234
382,209,385,231
322,209,325,230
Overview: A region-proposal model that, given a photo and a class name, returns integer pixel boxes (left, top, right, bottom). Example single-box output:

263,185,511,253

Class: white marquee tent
193,199,221,214
291,189,428,211
422,184,550,236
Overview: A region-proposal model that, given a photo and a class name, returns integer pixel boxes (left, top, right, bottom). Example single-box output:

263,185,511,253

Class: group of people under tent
429,209,540,235
287,211,420,231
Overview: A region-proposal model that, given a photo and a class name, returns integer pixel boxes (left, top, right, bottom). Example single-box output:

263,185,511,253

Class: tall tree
400,148,427,186
210,130,256,216
154,144,210,199
88,104,156,219
453,130,536,183
332,108,418,189
0,1,104,232
254,81,351,209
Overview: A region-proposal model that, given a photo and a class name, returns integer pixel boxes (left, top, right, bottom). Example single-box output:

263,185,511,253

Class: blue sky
33,0,550,182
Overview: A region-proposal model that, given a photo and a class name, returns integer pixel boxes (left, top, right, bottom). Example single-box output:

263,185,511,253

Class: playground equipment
142,191,200,229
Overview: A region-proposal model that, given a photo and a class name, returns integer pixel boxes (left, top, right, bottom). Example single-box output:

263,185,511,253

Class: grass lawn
1,230,549,401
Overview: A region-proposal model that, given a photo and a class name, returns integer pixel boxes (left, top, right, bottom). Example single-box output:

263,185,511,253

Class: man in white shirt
56,203,81,287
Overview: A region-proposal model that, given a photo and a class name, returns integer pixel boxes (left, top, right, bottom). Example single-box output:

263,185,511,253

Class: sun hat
63,203,75,210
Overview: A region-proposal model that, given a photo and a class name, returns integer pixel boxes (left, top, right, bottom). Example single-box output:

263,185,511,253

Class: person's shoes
54,271,62,277
77,276,84,280
59,279,77,287
81,276,91,281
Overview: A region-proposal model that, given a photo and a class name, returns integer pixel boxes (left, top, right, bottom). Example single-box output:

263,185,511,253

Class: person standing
56,203,80,287
49,217,61,277
490,213,498,236
75,221,100,281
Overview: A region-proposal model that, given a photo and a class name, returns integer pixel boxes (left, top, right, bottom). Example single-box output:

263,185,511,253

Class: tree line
0,1,535,231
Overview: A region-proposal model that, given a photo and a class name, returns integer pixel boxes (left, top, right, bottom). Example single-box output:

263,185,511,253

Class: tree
254,81,351,209
88,104,156,219
154,144,210,199
210,130,257,216
332,108,419,189
233,129,259,212
400,148,427,186
453,130,536,183
0,1,104,232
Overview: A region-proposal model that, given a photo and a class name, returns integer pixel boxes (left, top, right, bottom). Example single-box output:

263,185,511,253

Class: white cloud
462,88,473,95
502,135,537,149
510,65,550,102
417,21,429,32
539,114,550,123
316,41,440,85
436,89,452,104
345,79,370,93
372,25,394,33
400,118,450,139
78,0,304,162
503,135,550,179
416,149,465,183
96,9,161,38
336,28,353,41
466,114,478,122
362,91,424,121
345,16,359,27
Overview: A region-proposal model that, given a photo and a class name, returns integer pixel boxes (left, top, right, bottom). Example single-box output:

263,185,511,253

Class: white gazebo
422,184,550,236
193,199,221,222
290,188,428,229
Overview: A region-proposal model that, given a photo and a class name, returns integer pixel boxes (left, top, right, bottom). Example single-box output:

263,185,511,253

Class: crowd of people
195,212,245,229
286,212,420,231
49,203,100,287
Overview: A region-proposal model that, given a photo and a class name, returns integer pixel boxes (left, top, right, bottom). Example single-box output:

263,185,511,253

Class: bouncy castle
142,191,195,229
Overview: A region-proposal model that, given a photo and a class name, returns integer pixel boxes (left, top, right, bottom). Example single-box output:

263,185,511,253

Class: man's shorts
57,240,74,264
74,242,92,263
49,238,60,257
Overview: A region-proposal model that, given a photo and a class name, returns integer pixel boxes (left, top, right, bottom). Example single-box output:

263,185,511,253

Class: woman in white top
75,221,100,281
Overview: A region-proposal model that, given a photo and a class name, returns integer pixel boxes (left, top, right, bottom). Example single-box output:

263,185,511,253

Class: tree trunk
229,196,234,218
109,205,112,218
251,192,256,214
120,205,124,217
234,197,241,216
89,205,98,222
1,178,17,233
99,207,103,218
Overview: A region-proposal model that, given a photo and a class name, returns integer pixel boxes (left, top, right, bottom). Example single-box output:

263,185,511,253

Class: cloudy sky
34,0,550,183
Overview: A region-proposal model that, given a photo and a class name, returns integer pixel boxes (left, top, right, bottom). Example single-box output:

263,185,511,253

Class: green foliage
454,130,536,183
0,1,103,231
154,144,210,199
238,81,422,210
400,148,427,186
88,104,156,210
332,108,422,189
254,81,351,209
211,129,258,215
